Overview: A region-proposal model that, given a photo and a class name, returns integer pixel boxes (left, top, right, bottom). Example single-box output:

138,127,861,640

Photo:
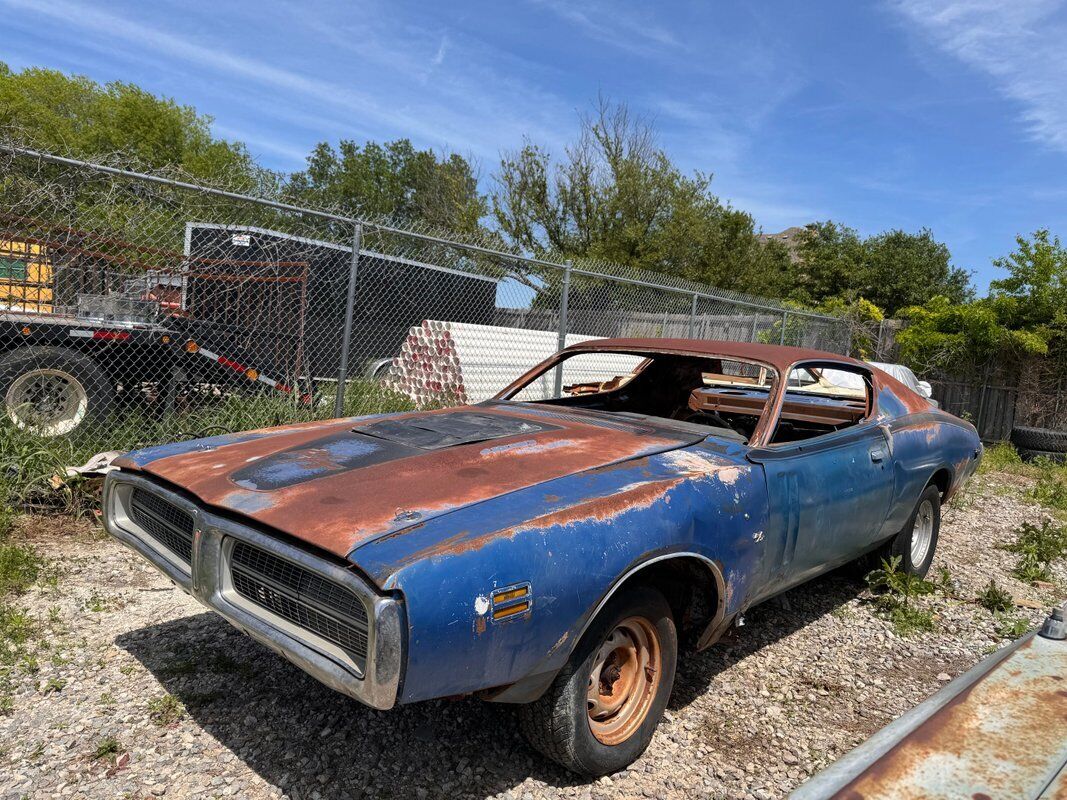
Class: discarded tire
1017,447,1067,464
1010,426,1067,453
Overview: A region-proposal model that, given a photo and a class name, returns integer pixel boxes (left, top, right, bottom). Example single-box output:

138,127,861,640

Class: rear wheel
0,347,114,437
879,484,941,577
518,585,677,776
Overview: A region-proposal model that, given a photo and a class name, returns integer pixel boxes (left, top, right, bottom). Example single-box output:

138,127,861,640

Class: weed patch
1000,519,1067,585
865,556,937,637
148,693,186,726
976,580,1014,613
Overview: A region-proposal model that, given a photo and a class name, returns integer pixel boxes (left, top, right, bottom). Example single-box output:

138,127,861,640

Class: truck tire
1017,447,1067,464
1010,426,1067,453
517,585,677,776
0,346,114,437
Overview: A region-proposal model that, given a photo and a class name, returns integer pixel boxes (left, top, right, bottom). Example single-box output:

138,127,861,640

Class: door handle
870,447,886,462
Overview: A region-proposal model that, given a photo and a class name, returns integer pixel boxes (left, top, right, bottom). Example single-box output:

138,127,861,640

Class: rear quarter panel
877,385,982,536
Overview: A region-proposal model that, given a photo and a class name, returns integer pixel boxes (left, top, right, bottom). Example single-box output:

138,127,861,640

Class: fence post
689,293,698,338
780,311,788,346
333,222,363,418
553,261,572,397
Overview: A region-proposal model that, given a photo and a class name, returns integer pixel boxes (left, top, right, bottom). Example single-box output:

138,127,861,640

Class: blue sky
3,0,1066,293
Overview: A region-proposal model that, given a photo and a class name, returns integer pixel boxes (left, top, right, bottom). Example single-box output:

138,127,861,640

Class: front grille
229,541,368,663
129,488,194,564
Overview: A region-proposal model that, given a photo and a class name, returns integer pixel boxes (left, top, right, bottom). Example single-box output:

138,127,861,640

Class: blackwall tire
1010,426,1067,453
887,484,941,578
0,347,114,437
1017,447,1067,464
517,585,678,776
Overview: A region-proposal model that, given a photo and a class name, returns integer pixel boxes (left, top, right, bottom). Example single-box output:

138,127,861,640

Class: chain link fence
0,142,852,462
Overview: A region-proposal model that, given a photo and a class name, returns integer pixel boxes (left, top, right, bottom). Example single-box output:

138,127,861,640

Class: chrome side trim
102,471,402,710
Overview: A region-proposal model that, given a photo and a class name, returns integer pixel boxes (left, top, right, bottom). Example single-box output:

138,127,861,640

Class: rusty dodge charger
103,338,982,775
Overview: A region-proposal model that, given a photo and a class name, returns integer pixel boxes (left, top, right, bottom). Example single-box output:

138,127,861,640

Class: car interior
507,352,872,445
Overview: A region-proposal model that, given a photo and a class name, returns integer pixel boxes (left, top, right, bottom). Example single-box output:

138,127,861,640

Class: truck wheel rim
587,616,661,745
5,368,88,436
911,498,934,566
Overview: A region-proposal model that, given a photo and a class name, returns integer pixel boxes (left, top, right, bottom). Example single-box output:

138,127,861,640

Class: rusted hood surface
114,403,699,562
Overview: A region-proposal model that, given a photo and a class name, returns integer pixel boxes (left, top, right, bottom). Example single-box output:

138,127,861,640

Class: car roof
561,337,866,373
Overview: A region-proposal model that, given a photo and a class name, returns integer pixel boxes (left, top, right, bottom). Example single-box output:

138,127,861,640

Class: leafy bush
976,580,1013,613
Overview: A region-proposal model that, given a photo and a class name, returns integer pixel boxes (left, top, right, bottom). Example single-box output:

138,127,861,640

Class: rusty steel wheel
517,585,677,776
586,616,662,745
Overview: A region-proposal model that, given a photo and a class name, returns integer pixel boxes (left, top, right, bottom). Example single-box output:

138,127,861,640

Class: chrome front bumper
102,471,403,710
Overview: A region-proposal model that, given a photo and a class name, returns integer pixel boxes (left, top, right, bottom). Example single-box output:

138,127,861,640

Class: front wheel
517,585,677,776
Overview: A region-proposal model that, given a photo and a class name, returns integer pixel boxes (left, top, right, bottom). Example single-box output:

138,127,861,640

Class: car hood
114,403,702,562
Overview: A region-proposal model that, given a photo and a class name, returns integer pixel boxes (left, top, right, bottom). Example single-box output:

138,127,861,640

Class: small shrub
866,555,935,600
976,580,1014,613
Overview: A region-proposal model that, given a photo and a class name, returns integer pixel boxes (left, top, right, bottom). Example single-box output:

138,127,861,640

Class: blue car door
750,420,895,591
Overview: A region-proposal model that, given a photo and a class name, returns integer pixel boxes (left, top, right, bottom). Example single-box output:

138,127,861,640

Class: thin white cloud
891,0,1067,151
529,0,681,55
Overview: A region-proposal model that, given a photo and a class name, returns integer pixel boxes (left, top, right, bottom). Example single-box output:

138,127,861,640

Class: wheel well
928,467,952,500
616,556,722,647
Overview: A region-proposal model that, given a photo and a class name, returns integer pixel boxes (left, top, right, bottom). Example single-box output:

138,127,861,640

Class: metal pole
553,261,572,397
689,293,698,338
333,222,363,418
780,311,788,346
750,314,759,342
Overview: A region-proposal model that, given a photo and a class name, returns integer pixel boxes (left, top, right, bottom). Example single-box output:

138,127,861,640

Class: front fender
350,446,765,704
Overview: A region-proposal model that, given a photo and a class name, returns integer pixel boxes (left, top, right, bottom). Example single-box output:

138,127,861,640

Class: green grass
976,579,1014,613
1031,458,1067,513
994,613,1031,640
887,604,936,636
979,442,1025,474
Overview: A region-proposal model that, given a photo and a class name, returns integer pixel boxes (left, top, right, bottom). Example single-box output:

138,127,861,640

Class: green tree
791,223,971,315
0,63,263,188
286,139,487,237
988,229,1067,331
491,100,794,297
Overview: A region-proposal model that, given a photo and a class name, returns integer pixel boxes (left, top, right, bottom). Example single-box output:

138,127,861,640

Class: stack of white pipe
385,320,642,406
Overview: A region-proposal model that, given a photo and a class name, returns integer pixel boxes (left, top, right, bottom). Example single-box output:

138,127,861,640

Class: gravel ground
1,471,1064,800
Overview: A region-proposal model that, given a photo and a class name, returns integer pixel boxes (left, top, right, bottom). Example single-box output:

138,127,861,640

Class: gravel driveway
1,471,1064,800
